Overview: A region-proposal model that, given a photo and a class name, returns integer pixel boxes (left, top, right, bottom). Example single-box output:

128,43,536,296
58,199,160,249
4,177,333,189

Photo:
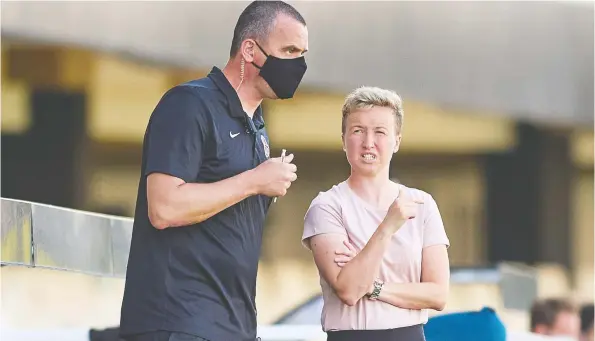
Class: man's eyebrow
282,44,308,54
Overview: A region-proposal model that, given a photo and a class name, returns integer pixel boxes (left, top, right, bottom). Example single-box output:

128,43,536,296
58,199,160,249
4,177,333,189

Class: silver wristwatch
367,279,384,300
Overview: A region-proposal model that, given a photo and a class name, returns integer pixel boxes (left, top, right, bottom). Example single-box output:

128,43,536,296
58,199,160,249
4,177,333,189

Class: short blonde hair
341,86,404,135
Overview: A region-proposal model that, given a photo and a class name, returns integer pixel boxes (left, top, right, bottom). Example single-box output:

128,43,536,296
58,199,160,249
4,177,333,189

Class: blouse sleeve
302,197,347,250
423,194,450,248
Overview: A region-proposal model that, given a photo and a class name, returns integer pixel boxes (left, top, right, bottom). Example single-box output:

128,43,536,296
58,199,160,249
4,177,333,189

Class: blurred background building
1,0,593,335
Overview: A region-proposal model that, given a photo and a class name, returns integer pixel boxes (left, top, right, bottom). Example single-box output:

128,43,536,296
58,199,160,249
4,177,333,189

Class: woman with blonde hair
302,86,450,341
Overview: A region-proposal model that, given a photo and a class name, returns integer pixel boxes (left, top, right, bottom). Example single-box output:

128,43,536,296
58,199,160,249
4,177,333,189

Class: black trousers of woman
326,324,426,341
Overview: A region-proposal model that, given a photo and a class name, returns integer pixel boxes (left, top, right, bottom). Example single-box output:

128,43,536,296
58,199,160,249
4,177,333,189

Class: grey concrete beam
2,1,593,125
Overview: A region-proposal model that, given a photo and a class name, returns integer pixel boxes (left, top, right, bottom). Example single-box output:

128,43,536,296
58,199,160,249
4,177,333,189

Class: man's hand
250,153,297,197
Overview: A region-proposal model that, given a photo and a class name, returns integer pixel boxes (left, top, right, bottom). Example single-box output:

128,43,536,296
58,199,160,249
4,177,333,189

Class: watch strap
368,279,384,300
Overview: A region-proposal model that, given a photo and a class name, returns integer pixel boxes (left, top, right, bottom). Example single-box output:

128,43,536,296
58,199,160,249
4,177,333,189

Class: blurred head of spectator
530,298,580,338
580,303,594,341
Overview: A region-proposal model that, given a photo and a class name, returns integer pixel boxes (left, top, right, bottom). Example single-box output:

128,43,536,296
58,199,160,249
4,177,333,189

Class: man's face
253,13,308,99
536,311,581,338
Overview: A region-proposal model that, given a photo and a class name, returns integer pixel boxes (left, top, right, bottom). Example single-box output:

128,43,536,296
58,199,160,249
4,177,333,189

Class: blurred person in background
580,303,594,341
301,86,450,341
530,298,580,339
118,1,308,341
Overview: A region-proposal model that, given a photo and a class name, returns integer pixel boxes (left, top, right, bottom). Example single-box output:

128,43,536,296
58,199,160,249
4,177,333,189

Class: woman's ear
394,134,402,153
342,134,347,152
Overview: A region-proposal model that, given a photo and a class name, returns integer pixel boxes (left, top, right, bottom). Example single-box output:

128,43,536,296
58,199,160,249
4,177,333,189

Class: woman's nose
363,132,375,148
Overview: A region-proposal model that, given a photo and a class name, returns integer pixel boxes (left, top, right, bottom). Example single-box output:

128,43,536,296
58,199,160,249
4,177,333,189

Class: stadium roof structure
2,1,593,125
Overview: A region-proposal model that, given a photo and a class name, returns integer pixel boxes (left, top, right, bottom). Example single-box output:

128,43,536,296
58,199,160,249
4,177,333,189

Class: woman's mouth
361,153,377,161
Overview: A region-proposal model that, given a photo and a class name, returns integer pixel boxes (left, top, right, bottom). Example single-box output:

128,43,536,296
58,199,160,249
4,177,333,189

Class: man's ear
241,39,256,63
341,134,346,152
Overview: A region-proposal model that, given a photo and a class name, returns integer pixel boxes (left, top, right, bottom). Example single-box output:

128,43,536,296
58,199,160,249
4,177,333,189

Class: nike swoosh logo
230,131,240,138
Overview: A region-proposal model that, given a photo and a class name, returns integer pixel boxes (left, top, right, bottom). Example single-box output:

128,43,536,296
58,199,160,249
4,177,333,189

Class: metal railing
1,197,133,278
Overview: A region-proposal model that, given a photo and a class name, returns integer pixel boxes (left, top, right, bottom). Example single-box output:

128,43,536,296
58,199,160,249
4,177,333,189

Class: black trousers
327,324,425,341
122,331,209,341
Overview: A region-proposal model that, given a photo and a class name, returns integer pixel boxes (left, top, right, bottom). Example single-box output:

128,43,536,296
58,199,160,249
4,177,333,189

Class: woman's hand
334,240,357,267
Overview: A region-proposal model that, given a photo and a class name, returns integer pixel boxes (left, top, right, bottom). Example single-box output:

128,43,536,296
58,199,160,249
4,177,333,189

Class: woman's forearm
374,282,447,311
333,224,394,306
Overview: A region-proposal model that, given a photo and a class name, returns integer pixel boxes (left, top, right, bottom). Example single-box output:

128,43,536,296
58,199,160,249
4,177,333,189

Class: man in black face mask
119,2,308,341
226,3,308,101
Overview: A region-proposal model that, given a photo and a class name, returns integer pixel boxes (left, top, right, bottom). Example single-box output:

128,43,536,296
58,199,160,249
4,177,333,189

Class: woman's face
342,106,401,177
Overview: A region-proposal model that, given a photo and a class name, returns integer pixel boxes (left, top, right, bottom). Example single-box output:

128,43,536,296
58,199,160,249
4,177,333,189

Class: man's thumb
283,153,295,163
